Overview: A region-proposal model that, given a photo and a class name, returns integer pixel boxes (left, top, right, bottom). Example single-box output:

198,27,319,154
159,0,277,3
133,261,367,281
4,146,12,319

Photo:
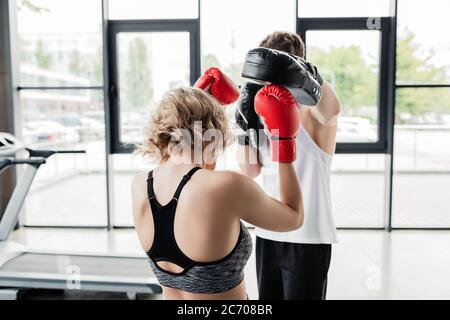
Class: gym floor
10,228,450,300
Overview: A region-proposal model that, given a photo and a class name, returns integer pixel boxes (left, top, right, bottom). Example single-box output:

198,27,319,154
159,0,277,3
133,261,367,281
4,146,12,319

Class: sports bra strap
147,167,201,202
172,167,201,201
147,171,155,200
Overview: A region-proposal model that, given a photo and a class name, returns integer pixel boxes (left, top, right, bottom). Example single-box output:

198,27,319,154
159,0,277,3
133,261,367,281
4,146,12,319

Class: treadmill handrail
27,148,86,158
0,133,25,157
0,158,46,173
0,160,43,241
0,159,13,173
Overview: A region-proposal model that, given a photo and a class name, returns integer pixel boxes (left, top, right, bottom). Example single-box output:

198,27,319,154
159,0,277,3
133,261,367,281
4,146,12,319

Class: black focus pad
235,82,267,147
300,59,323,86
242,47,322,106
235,82,264,132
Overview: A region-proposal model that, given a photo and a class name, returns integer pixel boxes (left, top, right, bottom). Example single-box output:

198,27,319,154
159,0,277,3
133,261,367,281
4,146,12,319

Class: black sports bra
145,167,253,294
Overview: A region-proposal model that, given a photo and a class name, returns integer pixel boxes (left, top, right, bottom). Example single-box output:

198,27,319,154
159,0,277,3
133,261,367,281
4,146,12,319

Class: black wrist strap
237,134,250,145
271,136,295,141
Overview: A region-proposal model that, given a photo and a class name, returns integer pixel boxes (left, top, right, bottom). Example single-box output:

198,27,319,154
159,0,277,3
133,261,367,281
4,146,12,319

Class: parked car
50,115,104,142
84,111,105,124
337,117,377,142
121,111,149,144
23,120,80,145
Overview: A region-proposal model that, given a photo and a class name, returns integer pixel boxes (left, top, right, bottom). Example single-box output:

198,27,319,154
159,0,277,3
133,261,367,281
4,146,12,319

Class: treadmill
0,133,161,299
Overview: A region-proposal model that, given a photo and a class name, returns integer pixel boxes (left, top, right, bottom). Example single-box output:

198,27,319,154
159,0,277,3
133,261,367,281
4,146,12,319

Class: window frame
106,19,201,154
297,17,392,154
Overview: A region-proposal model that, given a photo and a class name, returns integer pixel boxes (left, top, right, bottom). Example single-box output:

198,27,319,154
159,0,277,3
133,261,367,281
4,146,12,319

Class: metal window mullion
396,84,450,89
17,86,103,90
385,1,398,231
102,0,113,230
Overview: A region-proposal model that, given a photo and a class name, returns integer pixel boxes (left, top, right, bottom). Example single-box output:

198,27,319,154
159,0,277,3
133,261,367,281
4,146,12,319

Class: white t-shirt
255,126,338,244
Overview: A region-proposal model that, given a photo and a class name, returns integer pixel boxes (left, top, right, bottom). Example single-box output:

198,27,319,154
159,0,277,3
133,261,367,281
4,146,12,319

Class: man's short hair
259,31,305,58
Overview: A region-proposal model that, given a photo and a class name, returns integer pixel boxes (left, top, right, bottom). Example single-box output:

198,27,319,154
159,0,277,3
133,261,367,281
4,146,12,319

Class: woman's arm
230,162,304,232
236,144,262,178
232,84,304,231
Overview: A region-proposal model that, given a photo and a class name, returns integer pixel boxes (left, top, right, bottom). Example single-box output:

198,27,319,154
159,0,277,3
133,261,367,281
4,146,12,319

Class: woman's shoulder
191,170,250,199
131,171,148,188
187,170,247,216
131,171,150,203
197,169,245,185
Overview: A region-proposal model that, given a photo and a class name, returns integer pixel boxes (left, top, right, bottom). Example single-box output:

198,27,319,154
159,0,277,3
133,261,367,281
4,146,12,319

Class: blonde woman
132,68,304,300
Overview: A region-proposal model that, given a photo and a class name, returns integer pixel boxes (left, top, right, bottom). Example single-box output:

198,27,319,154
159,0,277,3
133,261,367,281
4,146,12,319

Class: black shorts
255,236,332,300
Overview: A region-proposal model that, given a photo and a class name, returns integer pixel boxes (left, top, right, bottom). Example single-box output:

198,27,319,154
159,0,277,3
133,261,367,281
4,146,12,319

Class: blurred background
10,0,450,228
1,0,450,299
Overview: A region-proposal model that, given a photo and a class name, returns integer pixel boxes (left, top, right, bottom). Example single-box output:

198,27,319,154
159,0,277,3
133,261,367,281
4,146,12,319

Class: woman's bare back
132,165,246,299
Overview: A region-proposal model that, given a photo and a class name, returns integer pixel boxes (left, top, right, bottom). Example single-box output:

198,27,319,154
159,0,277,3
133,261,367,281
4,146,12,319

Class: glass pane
298,0,392,17
11,228,142,256
19,89,107,226
201,0,295,86
112,154,155,226
397,0,450,85
331,154,386,227
393,88,450,227
108,0,198,19
116,32,190,144
306,30,380,143
16,0,103,86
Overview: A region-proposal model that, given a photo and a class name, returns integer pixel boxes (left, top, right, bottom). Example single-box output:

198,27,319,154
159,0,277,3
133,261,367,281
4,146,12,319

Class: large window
298,0,391,17
116,31,191,145
393,0,450,228
298,17,391,153
17,0,103,87
9,0,449,230
396,0,450,85
16,0,106,226
305,30,380,144
108,0,198,20
201,0,296,86
18,90,107,227
331,154,386,227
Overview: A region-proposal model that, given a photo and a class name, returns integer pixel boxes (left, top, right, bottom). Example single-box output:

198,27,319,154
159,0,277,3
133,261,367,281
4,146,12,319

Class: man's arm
306,80,341,155
311,81,341,127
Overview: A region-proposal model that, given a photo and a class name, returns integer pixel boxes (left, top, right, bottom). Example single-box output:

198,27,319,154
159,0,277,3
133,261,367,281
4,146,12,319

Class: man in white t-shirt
236,31,341,300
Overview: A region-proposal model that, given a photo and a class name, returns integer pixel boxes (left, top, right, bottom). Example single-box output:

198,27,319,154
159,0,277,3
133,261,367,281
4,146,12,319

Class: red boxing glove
254,85,301,162
194,67,240,105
